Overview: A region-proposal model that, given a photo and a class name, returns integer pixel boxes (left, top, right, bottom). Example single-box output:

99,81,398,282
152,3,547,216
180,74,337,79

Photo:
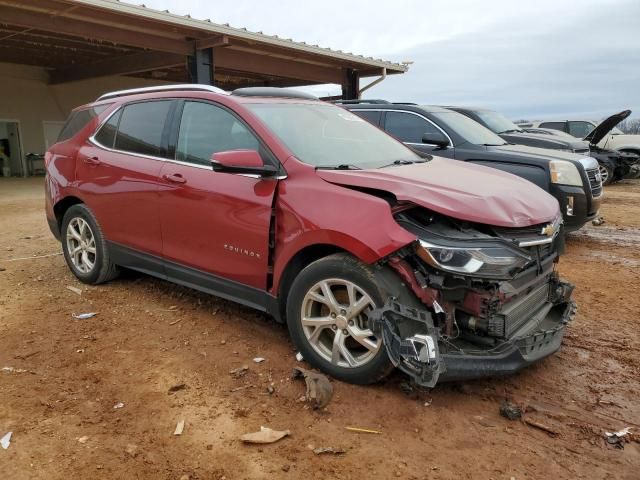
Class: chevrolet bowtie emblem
541,224,556,237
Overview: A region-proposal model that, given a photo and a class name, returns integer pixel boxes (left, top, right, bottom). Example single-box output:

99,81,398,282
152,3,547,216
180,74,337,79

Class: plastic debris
66,285,82,295
592,216,606,226
500,400,522,420
345,426,381,434
174,419,185,436
313,446,346,455
72,312,97,320
2,366,27,373
1,432,12,450
240,426,290,444
113,402,124,409
295,352,303,362
605,427,632,449
292,367,333,409
253,357,265,363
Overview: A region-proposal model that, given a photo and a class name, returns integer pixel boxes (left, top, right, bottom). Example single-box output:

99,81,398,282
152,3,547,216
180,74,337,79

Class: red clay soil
1,178,639,479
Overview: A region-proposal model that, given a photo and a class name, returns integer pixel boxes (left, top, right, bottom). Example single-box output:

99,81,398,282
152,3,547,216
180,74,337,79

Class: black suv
337,100,602,232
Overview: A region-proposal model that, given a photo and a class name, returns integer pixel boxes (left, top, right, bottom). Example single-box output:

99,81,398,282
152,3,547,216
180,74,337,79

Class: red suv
45,85,575,387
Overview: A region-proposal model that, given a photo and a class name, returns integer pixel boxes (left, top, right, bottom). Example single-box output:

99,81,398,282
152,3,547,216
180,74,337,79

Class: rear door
382,111,454,158
158,100,278,291
77,100,173,257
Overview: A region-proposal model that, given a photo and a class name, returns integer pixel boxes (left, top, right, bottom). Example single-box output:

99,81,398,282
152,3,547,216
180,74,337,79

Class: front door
158,100,278,290
383,111,454,158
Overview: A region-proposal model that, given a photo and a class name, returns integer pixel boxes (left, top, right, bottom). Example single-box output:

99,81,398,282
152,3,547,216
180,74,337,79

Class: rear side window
94,110,121,148
176,101,261,166
114,101,172,158
352,110,382,126
385,111,442,143
57,105,108,143
539,121,566,132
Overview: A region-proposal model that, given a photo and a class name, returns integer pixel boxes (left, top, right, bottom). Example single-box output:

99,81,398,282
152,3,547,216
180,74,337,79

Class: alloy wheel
598,164,609,184
66,217,97,274
300,278,380,368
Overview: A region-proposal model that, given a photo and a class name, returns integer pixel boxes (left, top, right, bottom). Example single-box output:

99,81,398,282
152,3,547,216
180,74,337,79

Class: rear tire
61,204,119,284
286,253,393,385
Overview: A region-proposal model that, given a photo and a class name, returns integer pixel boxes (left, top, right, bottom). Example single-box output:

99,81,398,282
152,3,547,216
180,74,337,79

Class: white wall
0,63,172,161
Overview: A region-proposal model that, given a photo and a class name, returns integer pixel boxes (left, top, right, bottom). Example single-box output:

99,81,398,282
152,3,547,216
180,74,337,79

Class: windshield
476,111,522,134
429,110,507,146
245,103,421,168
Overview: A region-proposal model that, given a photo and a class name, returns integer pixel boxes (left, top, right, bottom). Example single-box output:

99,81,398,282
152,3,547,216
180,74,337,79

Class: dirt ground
1,177,639,480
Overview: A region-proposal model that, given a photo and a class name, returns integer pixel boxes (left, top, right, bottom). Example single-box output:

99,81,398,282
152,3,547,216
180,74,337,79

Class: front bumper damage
369,277,576,388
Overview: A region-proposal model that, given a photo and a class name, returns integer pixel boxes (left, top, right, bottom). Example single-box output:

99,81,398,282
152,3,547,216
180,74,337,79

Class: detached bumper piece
370,279,576,388
369,301,445,388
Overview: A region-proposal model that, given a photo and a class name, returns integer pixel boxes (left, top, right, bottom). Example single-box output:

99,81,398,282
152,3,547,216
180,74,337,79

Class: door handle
83,156,101,166
163,173,187,184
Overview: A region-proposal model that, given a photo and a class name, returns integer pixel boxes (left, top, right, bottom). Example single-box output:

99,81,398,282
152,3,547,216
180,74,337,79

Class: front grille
488,283,550,338
492,224,558,262
586,167,603,197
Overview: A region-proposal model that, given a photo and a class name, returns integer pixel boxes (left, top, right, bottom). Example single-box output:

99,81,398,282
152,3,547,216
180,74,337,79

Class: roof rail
331,99,391,105
392,102,418,105
96,84,228,101
231,87,318,100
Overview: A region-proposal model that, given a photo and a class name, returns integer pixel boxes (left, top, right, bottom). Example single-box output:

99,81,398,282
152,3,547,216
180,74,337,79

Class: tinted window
431,111,506,146
385,112,442,143
568,121,595,138
352,110,382,126
94,110,121,148
540,122,566,132
58,105,108,142
475,111,521,134
176,101,261,165
114,101,172,157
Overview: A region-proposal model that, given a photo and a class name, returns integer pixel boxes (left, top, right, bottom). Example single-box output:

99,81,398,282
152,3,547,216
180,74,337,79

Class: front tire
599,163,613,186
286,253,392,385
61,204,119,284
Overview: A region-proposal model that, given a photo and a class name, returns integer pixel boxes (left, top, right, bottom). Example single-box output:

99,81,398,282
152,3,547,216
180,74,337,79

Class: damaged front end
370,207,577,388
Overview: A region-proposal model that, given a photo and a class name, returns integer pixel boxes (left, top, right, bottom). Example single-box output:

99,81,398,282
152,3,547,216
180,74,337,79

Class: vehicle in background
338,100,601,232
448,107,591,154
45,85,575,388
518,111,640,184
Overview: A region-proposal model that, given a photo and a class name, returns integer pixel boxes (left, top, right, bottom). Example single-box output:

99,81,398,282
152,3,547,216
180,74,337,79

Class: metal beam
188,48,214,85
341,68,359,100
0,4,192,55
214,48,342,84
49,51,185,84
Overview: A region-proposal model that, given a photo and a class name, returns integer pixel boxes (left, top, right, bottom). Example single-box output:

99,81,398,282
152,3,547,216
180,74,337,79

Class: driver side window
385,112,444,144
176,102,261,166
568,121,595,138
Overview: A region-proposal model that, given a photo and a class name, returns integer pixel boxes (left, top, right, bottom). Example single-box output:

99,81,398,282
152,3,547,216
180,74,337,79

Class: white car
518,110,640,157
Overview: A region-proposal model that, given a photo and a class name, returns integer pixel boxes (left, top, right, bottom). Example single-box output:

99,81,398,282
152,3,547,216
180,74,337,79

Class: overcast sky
141,0,639,120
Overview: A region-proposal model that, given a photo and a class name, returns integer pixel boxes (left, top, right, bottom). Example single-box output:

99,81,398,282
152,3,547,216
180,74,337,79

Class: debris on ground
66,285,82,295
240,426,290,444
2,366,28,373
313,446,346,455
523,418,558,437
295,352,303,362
500,401,522,420
253,357,265,363
267,385,275,395
604,427,632,449
473,415,497,428
229,366,249,378
113,402,124,409
292,367,333,409
168,318,182,326
72,312,97,320
592,216,606,226
1,432,12,450
168,383,187,394
78,436,89,444
174,420,185,436
345,426,381,434
125,443,138,457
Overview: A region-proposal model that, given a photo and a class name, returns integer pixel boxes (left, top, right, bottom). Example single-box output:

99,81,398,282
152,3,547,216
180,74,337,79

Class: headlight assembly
417,240,532,278
549,160,583,187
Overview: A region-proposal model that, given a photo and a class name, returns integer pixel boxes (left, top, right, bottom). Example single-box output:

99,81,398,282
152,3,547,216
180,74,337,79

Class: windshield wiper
498,129,521,134
316,164,363,170
380,159,428,168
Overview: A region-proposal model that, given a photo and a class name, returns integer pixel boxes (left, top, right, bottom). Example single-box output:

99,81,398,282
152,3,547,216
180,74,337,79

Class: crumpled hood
316,157,560,228
584,110,631,145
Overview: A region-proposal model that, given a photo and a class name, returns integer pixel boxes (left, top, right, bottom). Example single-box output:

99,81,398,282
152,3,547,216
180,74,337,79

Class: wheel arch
53,196,85,231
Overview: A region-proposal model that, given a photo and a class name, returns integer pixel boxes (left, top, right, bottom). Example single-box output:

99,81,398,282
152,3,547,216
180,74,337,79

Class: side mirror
211,150,277,177
422,132,449,148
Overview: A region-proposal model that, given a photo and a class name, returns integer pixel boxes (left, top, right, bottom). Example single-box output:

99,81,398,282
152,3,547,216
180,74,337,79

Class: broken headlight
549,160,583,186
417,240,531,278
